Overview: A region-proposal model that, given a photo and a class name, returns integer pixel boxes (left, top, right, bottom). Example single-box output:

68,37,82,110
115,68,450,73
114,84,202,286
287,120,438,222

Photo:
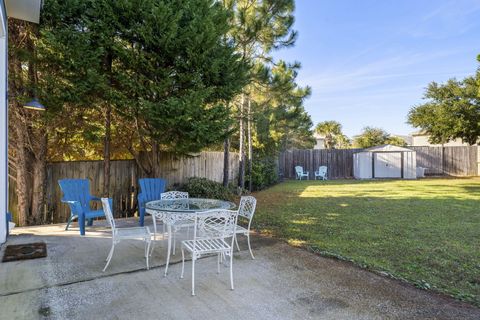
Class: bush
176,177,235,201
246,155,278,191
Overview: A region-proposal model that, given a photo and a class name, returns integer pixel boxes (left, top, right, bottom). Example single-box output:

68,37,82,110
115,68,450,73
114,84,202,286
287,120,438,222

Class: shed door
374,153,402,178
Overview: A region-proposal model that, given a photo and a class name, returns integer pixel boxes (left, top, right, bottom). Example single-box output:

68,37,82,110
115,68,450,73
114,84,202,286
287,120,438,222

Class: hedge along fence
279,146,479,180
8,151,239,225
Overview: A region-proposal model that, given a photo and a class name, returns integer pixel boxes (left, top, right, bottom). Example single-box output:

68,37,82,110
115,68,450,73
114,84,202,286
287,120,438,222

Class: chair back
101,198,116,233
58,179,93,211
161,191,189,200
138,178,167,202
238,196,257,221
194,209,238,242
295,166,303,176
318,166,328,177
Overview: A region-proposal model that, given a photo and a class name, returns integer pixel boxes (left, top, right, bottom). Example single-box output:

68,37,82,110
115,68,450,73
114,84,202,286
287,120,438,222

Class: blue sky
273,0,480,137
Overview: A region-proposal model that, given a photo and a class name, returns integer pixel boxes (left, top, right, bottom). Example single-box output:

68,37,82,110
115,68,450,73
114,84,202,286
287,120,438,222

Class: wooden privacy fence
279,149,362,179
279,146,479,180
410,146,479,176
8,151,238,225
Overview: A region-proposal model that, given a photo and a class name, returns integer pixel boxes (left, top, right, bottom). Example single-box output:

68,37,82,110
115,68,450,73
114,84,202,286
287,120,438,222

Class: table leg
164,223,172,277
150,215,157,256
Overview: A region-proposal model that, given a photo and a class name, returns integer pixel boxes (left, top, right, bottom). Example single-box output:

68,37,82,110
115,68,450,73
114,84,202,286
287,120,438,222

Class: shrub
246,155,278,191
176,177,235,201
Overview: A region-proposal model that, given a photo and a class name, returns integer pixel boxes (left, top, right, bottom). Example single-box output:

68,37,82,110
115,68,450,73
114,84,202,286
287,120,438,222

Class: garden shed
353,145,417,179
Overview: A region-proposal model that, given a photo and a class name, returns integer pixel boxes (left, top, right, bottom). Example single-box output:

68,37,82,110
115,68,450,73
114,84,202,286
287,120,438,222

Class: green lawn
252,178,480,305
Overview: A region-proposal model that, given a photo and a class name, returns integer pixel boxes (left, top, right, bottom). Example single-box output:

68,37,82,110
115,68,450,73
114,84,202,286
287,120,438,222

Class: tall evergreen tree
222,0,300,188
8,0,249,224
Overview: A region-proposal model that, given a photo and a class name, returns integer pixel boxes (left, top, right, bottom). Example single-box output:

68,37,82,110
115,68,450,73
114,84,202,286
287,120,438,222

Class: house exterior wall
412,135,470,147
0,0,7,244
314,137,325,149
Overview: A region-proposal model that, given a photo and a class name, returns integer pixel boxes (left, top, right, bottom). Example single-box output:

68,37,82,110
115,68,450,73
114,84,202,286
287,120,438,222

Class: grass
252,178,480,305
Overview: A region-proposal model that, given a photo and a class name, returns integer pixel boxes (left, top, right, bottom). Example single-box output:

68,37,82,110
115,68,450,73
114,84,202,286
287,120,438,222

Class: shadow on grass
253,179,480,306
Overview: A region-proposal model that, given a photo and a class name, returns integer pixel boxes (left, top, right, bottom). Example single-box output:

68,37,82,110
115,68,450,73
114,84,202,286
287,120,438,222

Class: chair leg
65,216,73,231
181,248,185,279
217,253,221,274
229,251,234,290
79,213,86,236
191,257,196,296
106,243,114,261
234,234,241,252
103,243,115,272
87,218,93,226
222,252,228,266
247,233,255,260
173,231,176,256
145,240,151,270
139,210,145,227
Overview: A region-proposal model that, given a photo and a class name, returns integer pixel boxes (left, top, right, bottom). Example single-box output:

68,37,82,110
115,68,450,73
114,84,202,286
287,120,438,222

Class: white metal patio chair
315,166,328,180
181,209,239,296
295,166,309,180
101,198,152,272
233,196,257,259
160,191,192,255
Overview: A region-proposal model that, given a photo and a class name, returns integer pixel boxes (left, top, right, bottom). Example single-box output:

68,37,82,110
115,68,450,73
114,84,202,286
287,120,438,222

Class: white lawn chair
232,196,257,259
295,166,309,180
315,166,328,180
157,191,191,255
101,198,152,272
181,209,239,296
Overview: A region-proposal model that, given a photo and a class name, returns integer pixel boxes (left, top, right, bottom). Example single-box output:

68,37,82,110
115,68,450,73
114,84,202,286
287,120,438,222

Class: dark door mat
2,242,47,262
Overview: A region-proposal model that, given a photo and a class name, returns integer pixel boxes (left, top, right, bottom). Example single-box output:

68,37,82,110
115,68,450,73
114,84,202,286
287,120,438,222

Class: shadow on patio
1,218,479,320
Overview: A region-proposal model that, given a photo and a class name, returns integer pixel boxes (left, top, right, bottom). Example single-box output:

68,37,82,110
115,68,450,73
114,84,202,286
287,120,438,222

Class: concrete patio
1,218,479,320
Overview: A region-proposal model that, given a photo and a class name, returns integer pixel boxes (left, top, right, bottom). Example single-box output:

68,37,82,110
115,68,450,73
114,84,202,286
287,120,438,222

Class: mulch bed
2,242,47,262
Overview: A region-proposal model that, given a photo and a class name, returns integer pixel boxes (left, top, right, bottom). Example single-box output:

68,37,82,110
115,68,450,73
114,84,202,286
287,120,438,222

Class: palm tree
315,121,343,149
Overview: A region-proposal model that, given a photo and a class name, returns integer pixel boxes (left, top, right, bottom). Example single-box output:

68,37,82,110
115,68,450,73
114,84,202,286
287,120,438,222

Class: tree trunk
31,133,47,224
13,114,31,226
223,136,230,187
247,99,253,192
103,104,111,197
238,95,245,189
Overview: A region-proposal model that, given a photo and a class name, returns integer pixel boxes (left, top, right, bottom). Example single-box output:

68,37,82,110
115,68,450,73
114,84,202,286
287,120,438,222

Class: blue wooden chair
137,178,167,226
58,179,105,236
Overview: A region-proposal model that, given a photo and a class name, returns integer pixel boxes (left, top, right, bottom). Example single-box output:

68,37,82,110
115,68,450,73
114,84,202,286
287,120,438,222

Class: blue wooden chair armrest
90,196,102,201
62,200,84,216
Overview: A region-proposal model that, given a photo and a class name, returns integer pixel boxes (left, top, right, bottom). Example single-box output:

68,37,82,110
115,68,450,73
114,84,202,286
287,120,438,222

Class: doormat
2,242,47,262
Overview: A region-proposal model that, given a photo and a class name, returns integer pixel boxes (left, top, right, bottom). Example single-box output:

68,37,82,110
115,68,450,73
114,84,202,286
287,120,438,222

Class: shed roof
364,144,413,152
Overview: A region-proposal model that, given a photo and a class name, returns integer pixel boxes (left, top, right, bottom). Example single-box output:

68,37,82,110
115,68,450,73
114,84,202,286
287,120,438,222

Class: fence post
441,146,445,175
477,146,480,176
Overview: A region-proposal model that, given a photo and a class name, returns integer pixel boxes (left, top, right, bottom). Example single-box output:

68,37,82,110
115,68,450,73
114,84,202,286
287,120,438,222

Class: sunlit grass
253,178,480,306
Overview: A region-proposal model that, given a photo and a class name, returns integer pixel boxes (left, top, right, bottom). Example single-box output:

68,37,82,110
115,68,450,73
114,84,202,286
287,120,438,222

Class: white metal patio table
146,198,235,276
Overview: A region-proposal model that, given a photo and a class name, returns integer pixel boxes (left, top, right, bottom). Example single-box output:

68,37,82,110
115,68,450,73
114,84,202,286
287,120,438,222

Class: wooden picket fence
279,146,479,180
8,151,238,225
